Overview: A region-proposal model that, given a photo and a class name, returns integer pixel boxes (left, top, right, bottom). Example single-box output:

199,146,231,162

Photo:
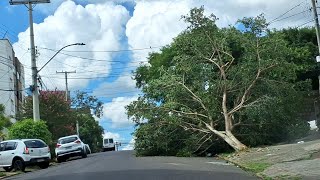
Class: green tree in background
72,91,103,118
72,91,104,152
0,104,12,140
22,91,104,152
8,119,52,144
77,114,103,152
22,91,76,140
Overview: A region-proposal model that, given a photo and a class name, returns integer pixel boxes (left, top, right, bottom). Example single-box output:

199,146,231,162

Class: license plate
65,146,72,149
37,159,45,162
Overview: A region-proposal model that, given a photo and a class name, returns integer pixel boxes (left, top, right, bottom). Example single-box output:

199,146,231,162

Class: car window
59,137,78,144
104,139,108,144
109,139,114,143
5,142,17,151
0,143,6,151
24,140,47,148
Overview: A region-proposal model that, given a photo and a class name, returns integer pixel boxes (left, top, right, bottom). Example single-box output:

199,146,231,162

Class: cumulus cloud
13,0,130,90
102,96,138,128
126,0,312,65
93,73,139,98
126,0,189,64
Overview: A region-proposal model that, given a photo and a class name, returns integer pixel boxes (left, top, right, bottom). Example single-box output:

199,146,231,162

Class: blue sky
0,0,312,150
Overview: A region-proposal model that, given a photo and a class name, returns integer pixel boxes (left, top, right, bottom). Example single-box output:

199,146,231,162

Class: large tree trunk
223,131,247,151
205,123,247,151
210,128,247,151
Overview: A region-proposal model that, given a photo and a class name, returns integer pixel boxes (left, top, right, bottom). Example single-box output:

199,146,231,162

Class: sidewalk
221,139,320,179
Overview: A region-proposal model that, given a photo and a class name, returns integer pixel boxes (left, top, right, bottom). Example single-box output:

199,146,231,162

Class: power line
270,9,311,24
269,2,305,24
0,88,28,92
38,46,163,53
296,19,314,28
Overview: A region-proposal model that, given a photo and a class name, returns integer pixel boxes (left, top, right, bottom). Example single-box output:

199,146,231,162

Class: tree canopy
127,7,310,155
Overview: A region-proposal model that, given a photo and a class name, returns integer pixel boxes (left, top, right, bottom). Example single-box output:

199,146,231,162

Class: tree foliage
8,119,52,144
72,91,103,118
22,91,104,151
22,91,76,140
77,114,104,153
0,104,11,139
127,7,310,155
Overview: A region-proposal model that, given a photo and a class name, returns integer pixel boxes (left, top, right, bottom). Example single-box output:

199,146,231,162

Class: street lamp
33,43,85,121
38,43,85,73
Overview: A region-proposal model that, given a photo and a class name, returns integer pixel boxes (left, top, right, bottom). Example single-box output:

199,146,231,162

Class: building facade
0,39,25,121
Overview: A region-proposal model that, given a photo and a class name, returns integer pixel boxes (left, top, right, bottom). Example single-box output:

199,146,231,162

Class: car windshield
59,137,78,144
24,140,47,148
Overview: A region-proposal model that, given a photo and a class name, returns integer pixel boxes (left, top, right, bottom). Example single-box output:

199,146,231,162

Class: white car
0,139,51,172
103,137,115,151
55,135,87,163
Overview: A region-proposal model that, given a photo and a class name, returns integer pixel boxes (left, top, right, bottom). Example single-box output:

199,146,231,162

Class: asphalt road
8,151,257,180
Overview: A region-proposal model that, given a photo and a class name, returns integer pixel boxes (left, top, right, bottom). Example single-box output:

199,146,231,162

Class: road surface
8,151,257,180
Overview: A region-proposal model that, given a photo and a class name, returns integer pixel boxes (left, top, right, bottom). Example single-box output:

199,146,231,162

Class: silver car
55,135,87,163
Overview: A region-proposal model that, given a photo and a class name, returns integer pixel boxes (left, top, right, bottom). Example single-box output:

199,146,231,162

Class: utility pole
311,0,320,124
311,0,320,95
56,70,78,136
76,121,79,137
56,70,76,101
9,0,50,121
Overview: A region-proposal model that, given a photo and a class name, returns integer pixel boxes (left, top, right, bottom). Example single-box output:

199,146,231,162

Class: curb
217,155,265,179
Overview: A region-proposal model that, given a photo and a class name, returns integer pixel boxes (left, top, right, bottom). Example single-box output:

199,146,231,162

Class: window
5,142,17,151
24,140,46,148
0,143,6,151
109,139,114,143
58,137,78,144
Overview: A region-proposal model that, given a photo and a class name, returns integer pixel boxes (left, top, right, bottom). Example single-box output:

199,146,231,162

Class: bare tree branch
228,64,276,116
177,82,208,112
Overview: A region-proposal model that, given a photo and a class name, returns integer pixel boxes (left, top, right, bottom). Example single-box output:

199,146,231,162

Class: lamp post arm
38,43,85,73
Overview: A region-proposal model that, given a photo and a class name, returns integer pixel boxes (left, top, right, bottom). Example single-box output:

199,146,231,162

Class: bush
8,119,52,144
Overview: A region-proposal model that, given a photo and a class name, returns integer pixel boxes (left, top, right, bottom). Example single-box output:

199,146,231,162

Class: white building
0,39,25,121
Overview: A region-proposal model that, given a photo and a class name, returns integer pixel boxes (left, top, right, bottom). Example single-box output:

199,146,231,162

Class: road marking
166,163,187,166
206,161,230,166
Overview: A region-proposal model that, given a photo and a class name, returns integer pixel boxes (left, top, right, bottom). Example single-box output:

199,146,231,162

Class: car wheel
82,149,87,158
12,159,25,172
3,167,13,172
38,161,50,169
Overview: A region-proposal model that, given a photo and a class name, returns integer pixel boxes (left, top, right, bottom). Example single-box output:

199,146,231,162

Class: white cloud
103,131,121,141
13,0,130,90
122,137,135,150
37,0,134,14
125,0,312,65
93,73,139,98
126,0,189,64
101,96,137,128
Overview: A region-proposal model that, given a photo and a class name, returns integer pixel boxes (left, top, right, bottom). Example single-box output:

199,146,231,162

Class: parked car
0,139,51,172
102,137,115,151
85,144,91,154
55,135,87,163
